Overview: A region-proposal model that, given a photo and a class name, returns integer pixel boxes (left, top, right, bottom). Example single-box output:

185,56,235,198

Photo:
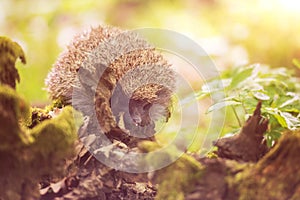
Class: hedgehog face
129,99,152,127
128,97,171,127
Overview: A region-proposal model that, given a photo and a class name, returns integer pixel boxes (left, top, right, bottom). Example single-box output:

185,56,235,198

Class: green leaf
255,78,288,88
201,79,230,94
248,83,264,91
230,66,254,89
280,111,300,130
279,95,299,108
266,136,273,147
272,113,287,128
270,131,282,139
265,130,282,147
253,91,270,100
282,108,300,113
206,100,241,113
196,91,210,100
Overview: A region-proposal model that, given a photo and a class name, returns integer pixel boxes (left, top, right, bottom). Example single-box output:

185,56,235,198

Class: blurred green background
1,0,300,155
1,0,299,103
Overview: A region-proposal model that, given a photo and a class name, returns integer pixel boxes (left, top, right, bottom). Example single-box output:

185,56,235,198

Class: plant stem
241,103,247,114
231,106,242,127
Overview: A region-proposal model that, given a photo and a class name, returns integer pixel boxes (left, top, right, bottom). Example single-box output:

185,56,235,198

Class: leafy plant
198,63,300,146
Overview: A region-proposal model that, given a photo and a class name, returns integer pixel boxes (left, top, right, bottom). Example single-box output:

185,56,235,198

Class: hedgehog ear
156,87,172,100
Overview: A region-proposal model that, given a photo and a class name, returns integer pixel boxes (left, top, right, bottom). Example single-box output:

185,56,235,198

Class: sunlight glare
278,0,300,12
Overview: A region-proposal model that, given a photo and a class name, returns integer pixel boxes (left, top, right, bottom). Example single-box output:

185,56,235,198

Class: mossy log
184,103,300,200
187,131,300,200
231,131,300,200
0,37,80,200
151,102,300,200
214,101,269,162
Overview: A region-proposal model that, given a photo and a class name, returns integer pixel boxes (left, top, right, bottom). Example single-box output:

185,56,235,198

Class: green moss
30,106,79,159
44,98,66,112
0,36,26,88
0,37,84,200
155,154,204,200
225,132,300,200
28,98,67,129
0,85,32,150
27,107,52,129
138,141,204,199
0,104,81,200
0,36,82,200
206,146,218,158
138,140,164,152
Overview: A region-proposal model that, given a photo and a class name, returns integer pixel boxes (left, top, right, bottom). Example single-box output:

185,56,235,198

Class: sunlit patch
277,0,300,12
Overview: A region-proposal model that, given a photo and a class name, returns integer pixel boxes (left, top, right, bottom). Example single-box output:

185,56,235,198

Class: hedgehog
45,25,175,137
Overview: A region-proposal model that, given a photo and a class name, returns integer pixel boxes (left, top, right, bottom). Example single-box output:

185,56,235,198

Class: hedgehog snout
132,115,142,126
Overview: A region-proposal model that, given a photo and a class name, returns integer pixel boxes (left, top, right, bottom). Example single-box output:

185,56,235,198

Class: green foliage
199,64,300,146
